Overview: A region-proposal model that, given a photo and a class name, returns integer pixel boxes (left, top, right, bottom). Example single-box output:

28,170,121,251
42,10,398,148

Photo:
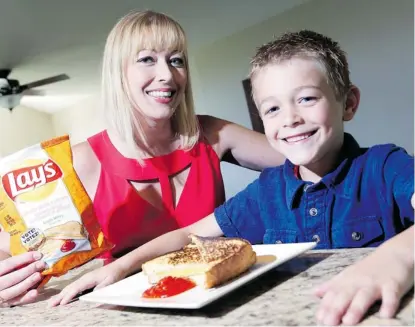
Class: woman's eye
170,57,185,67
137,56,155,64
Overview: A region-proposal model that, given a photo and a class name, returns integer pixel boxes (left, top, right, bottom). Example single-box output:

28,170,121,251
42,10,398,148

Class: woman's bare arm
199,115,285,171
72,141,101,201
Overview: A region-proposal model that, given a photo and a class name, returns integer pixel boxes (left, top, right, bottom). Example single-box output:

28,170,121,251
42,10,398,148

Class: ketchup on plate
142,276,196,298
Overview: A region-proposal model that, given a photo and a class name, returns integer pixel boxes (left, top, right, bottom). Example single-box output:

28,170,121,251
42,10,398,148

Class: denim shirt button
351,231,362,241
312,234,320,243
309,208,318,216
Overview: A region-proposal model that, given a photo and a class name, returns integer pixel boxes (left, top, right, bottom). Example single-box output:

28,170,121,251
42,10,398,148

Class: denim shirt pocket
263,229,298,244
332,216,384,248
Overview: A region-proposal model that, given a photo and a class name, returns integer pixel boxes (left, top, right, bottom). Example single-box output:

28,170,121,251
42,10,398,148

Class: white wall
51,94,105,145
192,0,414,198
0,105,55,157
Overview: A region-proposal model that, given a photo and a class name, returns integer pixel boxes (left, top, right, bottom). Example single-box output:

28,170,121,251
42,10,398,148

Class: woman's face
126,49,187,122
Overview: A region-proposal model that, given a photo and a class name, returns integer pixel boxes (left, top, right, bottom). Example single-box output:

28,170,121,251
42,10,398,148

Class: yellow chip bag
0,135,112,286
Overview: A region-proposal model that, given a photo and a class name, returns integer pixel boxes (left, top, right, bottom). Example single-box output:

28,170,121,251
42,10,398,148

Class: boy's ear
343,85,360,121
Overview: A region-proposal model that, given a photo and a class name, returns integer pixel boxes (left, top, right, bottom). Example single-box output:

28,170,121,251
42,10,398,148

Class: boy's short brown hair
250,30,351,100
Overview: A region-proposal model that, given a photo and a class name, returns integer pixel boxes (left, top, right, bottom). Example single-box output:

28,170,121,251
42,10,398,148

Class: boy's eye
170,57,185,67
299,96,317,103
137,56,155,64
264,106,279,115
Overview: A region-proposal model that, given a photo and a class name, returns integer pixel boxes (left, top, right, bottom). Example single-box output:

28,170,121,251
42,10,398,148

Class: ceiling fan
0,69,69,111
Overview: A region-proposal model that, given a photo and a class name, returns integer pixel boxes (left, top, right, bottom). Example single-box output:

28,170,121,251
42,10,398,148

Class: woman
0,10,284,307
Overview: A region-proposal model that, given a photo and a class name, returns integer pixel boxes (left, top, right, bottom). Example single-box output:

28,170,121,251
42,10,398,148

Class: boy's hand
314,227,414,326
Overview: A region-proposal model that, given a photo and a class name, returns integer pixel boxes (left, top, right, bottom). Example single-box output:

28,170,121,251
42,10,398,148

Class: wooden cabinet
242,78,264,134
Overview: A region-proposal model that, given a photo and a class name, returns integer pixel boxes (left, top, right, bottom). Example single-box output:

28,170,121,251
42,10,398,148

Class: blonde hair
250,30,351,100
101,10,199,159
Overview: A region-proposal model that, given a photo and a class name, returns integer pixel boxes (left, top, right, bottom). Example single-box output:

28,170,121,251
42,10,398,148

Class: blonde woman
0,10,284,306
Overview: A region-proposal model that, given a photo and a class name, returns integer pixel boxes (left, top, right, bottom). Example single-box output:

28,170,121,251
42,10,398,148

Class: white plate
80,242,317,309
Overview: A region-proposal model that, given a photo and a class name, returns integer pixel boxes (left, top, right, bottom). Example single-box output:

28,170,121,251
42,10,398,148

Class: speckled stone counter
0,248,413,326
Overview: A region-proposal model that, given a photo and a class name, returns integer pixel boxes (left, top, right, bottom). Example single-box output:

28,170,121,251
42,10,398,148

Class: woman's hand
48,261,128,307
0,251,46,307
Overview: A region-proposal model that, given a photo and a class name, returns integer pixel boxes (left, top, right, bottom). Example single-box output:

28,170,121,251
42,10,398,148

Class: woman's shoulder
196,114,224,154
72,140,99,171
72,139,101,200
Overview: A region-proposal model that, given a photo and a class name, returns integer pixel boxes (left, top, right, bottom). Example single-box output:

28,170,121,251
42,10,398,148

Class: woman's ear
343,85,360,121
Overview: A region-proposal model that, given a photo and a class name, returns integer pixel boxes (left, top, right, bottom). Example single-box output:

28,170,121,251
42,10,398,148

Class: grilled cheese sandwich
142,234,256,288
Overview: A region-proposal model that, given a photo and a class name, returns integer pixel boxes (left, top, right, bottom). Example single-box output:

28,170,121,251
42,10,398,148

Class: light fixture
0,94,22,111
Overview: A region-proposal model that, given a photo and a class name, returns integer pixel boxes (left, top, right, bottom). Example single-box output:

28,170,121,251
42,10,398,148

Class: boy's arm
314,148,414,326
383,146,414,224
116,213,223,275
213,177,264,243
314,214,414,326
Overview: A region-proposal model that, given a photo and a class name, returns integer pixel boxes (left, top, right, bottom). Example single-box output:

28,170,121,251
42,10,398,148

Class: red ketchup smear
142,276,196,298
60,240,76,252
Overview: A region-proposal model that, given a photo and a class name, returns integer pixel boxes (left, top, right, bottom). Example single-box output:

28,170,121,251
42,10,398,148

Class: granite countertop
0,248,413,326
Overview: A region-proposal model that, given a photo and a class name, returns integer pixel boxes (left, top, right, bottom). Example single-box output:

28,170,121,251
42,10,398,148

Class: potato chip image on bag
0,135,112,286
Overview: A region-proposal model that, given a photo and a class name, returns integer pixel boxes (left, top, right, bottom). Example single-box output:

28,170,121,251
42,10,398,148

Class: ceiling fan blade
23,89,46,96
0,69,11,79
20,74,69,90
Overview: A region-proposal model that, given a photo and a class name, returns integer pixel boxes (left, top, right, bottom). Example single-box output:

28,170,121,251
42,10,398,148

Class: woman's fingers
17,288,40,305
0,272,42,304
0,260,45,291
48,264,125,307
48,275,98,307
0,252,42,276
3,289,40,307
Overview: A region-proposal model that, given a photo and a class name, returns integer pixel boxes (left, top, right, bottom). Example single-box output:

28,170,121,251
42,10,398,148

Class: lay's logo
1,159,63,201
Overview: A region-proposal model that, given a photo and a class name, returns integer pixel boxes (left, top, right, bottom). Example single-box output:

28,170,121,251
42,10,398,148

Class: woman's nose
155,61,173,82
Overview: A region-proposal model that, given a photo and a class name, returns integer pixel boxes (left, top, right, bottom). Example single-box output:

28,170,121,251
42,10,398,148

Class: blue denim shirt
215,134,414,249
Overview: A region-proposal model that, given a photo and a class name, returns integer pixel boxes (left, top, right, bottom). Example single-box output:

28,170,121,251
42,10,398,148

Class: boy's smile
281,130,318,144
252,57,358,181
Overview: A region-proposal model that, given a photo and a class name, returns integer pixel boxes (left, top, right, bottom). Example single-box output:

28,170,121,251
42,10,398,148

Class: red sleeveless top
87,130,225,259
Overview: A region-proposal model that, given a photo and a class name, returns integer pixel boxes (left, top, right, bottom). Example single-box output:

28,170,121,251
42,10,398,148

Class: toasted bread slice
142,234,256,288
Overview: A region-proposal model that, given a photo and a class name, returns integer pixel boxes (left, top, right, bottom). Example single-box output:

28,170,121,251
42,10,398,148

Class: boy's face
253,57,355,168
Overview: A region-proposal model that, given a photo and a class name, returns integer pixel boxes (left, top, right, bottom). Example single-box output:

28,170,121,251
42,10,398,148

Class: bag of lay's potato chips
0,135,112,286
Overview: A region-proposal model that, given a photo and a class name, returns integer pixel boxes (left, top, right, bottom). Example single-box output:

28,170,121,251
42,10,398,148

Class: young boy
51,30,414,326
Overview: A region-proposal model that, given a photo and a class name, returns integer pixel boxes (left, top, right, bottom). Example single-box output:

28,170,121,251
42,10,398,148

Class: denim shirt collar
284,133,362,209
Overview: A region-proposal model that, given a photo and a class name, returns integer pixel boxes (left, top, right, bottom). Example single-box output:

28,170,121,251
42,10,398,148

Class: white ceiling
0,0,309,113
